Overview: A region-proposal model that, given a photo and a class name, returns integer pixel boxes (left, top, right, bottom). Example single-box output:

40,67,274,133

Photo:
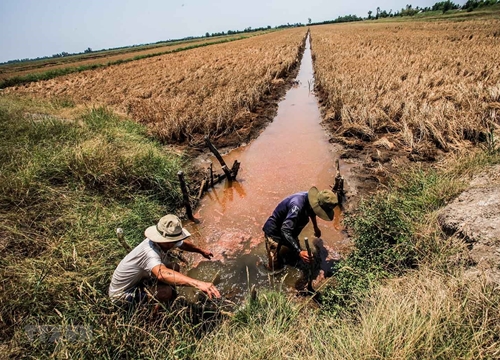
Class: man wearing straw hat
109,214,220,303
262,186,338,270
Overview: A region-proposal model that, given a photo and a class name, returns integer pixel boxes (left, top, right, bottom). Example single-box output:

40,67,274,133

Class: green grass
0,96,209,357
195,268,500,359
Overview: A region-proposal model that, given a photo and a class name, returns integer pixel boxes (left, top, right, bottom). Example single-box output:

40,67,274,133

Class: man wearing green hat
109,214,220,303
262,186,338,270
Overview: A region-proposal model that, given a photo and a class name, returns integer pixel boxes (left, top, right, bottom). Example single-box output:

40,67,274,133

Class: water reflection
204,180,247,211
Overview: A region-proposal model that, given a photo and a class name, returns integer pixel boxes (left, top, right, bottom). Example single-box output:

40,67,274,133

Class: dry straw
7,29,307,145
311,20,500,152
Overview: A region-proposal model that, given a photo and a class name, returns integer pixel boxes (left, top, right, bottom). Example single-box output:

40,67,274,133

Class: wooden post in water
231,160,241,179
209,161,214,188
332,159,345,205
204,136,232,181
304,237,314,293
198,179,207,200
177,171,195,221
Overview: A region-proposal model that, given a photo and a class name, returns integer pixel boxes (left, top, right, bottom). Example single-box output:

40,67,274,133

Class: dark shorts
124,280,178,305
120,277,157,304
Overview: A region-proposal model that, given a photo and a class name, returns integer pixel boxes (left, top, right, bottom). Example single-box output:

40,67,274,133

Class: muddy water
181,36,352,302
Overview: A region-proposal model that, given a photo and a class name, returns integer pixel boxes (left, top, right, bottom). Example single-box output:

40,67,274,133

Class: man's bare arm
179,240,214,259
151,264,220,298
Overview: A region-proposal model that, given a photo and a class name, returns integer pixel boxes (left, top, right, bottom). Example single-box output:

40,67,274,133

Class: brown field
0,33,266,81
6,28,307,146
311,19,500,157
7,19,500,157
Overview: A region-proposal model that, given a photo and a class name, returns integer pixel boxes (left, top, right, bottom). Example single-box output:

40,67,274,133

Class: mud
438,164,500,284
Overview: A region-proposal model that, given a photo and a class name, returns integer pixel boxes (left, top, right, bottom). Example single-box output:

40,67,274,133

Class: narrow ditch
180,35,354,302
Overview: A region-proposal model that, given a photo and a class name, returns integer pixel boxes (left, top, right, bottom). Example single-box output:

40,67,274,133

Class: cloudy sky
0,0,464,63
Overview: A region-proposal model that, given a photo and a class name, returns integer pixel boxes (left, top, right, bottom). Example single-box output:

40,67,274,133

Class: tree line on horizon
2,0,499,66
364,0,498,19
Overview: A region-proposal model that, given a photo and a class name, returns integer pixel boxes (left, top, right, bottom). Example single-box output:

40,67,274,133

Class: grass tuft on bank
0,97,202,357
195,270,500,359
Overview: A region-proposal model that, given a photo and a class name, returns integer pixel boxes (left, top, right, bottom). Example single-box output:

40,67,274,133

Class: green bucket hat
145,214,191,243
308,186,338,221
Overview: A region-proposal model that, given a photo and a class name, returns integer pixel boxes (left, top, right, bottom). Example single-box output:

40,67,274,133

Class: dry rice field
7,20,500,155
311,20,500,155
6,28,307,145
0,36,249,81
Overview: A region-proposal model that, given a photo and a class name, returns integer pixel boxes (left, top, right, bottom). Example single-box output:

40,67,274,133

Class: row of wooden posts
178,136,241,222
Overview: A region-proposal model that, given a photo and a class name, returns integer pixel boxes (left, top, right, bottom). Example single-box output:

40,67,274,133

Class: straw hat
308,186,338,221
145,214,191,243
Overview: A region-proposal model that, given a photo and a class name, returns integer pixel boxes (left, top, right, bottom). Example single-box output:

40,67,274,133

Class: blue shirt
262,192,311,252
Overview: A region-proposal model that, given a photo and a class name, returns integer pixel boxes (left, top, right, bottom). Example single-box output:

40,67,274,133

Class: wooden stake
231,160,241,179
177,171,195,221
204,136,232,180
332,159,345,205
250,284,257,303
198,179,207,199
116,228,132,252
304,237,314,293
209,161,214,188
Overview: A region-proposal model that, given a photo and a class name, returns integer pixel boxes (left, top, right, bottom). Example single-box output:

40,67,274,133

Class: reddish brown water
182,36,353,302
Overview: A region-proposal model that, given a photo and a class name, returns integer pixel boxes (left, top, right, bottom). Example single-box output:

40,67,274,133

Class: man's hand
314,227,321,238
180,241,214,260
201,250,214,260
196,281,221,299
299,250,312,263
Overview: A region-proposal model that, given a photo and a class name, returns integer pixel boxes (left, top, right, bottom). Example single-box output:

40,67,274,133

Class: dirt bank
438,164,500,284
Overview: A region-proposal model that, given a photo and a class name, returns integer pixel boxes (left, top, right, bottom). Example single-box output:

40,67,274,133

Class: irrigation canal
181,35,352,302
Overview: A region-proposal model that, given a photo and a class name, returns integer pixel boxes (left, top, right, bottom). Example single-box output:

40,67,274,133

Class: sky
0,0,464,63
